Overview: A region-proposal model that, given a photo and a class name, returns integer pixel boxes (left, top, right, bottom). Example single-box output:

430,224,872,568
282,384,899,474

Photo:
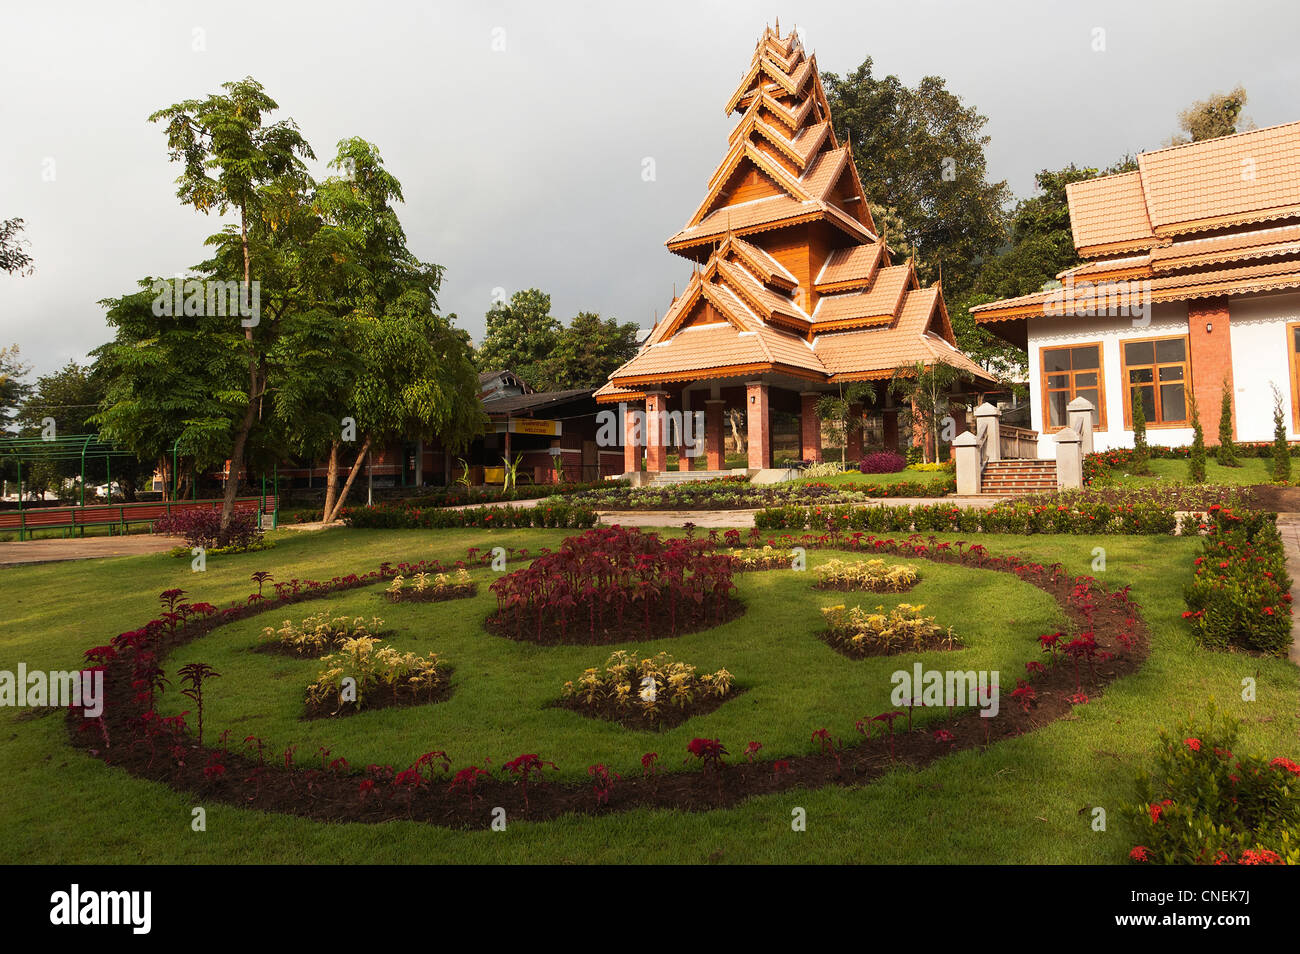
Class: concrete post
1066,397,1095,457
974,402,1002,463
705,400,726,471
745,382,771,470
645,391,669,473
1054,425,1082,489
952,431,981,495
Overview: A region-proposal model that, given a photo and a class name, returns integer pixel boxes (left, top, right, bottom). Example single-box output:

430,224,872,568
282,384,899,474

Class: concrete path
0,534,183,567
1271,514,1300,664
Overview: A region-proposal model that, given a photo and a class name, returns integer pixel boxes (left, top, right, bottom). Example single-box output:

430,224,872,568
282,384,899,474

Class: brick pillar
799,392,823,463
1188,297,1234,442
883,409,899,452
645,391,669,473
705,400,726,470
623,402,642,473
845,402,864,463
746,382,771,469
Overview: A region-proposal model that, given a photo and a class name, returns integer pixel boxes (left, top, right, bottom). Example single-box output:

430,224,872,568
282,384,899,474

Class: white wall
1024,291,1300,457
1026,303,1191,458
1228,291,1300,443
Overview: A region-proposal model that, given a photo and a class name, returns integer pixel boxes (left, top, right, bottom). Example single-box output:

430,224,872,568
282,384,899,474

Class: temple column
623,402,642,473
645,391,669,473
846,401,865,463
705,399,726,471
746,381,771,469
883,408,899,453
800,391,823,463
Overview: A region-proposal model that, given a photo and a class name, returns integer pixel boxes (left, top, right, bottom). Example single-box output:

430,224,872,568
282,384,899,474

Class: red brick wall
1187,297,1234,442
746,382,771,469
799,392,823,462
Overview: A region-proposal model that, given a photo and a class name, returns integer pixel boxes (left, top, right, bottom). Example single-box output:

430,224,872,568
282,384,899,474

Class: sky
3,0,1299,378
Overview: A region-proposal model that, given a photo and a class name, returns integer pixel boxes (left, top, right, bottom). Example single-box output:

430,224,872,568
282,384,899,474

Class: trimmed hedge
754,501,1199,535
340,502,597,530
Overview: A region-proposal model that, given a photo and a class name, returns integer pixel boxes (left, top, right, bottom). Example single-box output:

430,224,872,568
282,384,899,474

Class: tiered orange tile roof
598,25,994,400
974,119,1300,328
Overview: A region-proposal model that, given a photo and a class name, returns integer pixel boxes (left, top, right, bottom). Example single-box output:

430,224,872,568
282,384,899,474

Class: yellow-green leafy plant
560,650,736,726
259,611,383,657
820,602,957,657
728,546,797,571
385,568,475,603
305,636,448,716
814,559,918,592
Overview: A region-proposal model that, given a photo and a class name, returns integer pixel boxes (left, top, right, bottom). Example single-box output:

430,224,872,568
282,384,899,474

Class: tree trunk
323,435,372,523
220,204,257,532
727,409,746,454
321,441,340,522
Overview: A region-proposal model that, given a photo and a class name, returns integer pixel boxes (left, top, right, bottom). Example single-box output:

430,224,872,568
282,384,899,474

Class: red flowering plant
449,765,489,807
1125,707,1300,864
810,728,842,774
587,764,620,806
502,754,558,813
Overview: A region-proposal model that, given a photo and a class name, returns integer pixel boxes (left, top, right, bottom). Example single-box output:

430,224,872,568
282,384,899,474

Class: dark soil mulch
65,539,1149,830
302,673,454,719
1244,484,1300,513
554,688,740,731
818,629,963,659
483,597,745,646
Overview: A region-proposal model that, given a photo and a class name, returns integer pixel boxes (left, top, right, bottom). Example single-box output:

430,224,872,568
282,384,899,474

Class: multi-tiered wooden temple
596,25,994,472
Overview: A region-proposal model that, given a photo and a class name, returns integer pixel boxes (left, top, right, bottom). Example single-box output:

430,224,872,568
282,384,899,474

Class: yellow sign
486,418,562,437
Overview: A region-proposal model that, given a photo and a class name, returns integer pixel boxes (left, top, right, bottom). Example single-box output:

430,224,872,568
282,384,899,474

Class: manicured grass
0,526,1295,863
787,467,952,490
1103,457,1276,487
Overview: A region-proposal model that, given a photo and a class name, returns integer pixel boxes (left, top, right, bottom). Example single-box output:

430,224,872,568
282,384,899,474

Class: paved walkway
1271,514,1300,664
0,534,183,567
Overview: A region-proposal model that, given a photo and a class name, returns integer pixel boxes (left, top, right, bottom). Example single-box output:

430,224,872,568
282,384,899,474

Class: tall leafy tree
149,77,314,529
823,60,1010,298
476,289,561,387
0,218,33,275
889,360,963,463
1173,86,1251,144
542,311,640,390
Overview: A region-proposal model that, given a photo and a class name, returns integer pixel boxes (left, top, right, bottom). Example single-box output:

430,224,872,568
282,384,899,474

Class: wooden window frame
1119,333,1191,429
1289,321,1300,433
1039,341,1108,433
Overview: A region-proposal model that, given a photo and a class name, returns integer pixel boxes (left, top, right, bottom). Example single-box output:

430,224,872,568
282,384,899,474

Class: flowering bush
385,568,475,602
813,558,918,592
341,502,596,530
154,507,262,550
304,636,448,716
1126,709,1300,864
487,526,738,643
1183,507,1291,655
259,611,383,657
820,602,957,657
561,650,736,727
726,545,797,571
859,451,906,474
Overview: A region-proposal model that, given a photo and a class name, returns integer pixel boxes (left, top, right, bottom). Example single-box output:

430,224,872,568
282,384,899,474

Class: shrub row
154,507,263,550
340,502,597,530
754,501,1197,535
1183,507,1292,656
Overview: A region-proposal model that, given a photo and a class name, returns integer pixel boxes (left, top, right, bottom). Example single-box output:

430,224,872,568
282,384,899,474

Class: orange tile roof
815,244,884,290
1066,171,1154,254
812,263,912,324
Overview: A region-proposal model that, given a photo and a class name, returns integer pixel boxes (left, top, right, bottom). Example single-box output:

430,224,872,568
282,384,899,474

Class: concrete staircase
980,459,1058,495
645,470,735,486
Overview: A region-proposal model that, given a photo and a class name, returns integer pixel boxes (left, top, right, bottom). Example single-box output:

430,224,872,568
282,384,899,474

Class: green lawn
1103,457,1277,487
1,525,1294,863
787,466,952,490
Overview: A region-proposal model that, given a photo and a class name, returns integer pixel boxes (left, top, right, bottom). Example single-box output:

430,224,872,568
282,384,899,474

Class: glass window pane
1048,390,1068,427
1136,386,1156,422
1043,349,1071,373
1124,341,1154,366
1047,374,1069,389
1155,338,1186,363
1158,365,1184,382
1076,389,1101,424
1129,367,1154,384
1160,383,1186,422
1293,327,1300,352
1075,371,1098,387
1073,345,1100,370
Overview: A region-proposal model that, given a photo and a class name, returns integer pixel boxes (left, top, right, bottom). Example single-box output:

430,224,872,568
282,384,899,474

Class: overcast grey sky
3,0,1298,378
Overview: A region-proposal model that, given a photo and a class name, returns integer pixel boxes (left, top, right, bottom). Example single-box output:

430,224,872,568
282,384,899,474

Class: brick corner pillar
799,391,824,463
623,402,642,474
645,390,669,473
845,401,865,463
745,381,772,469
705,399,726,471
1187,296,1234,442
